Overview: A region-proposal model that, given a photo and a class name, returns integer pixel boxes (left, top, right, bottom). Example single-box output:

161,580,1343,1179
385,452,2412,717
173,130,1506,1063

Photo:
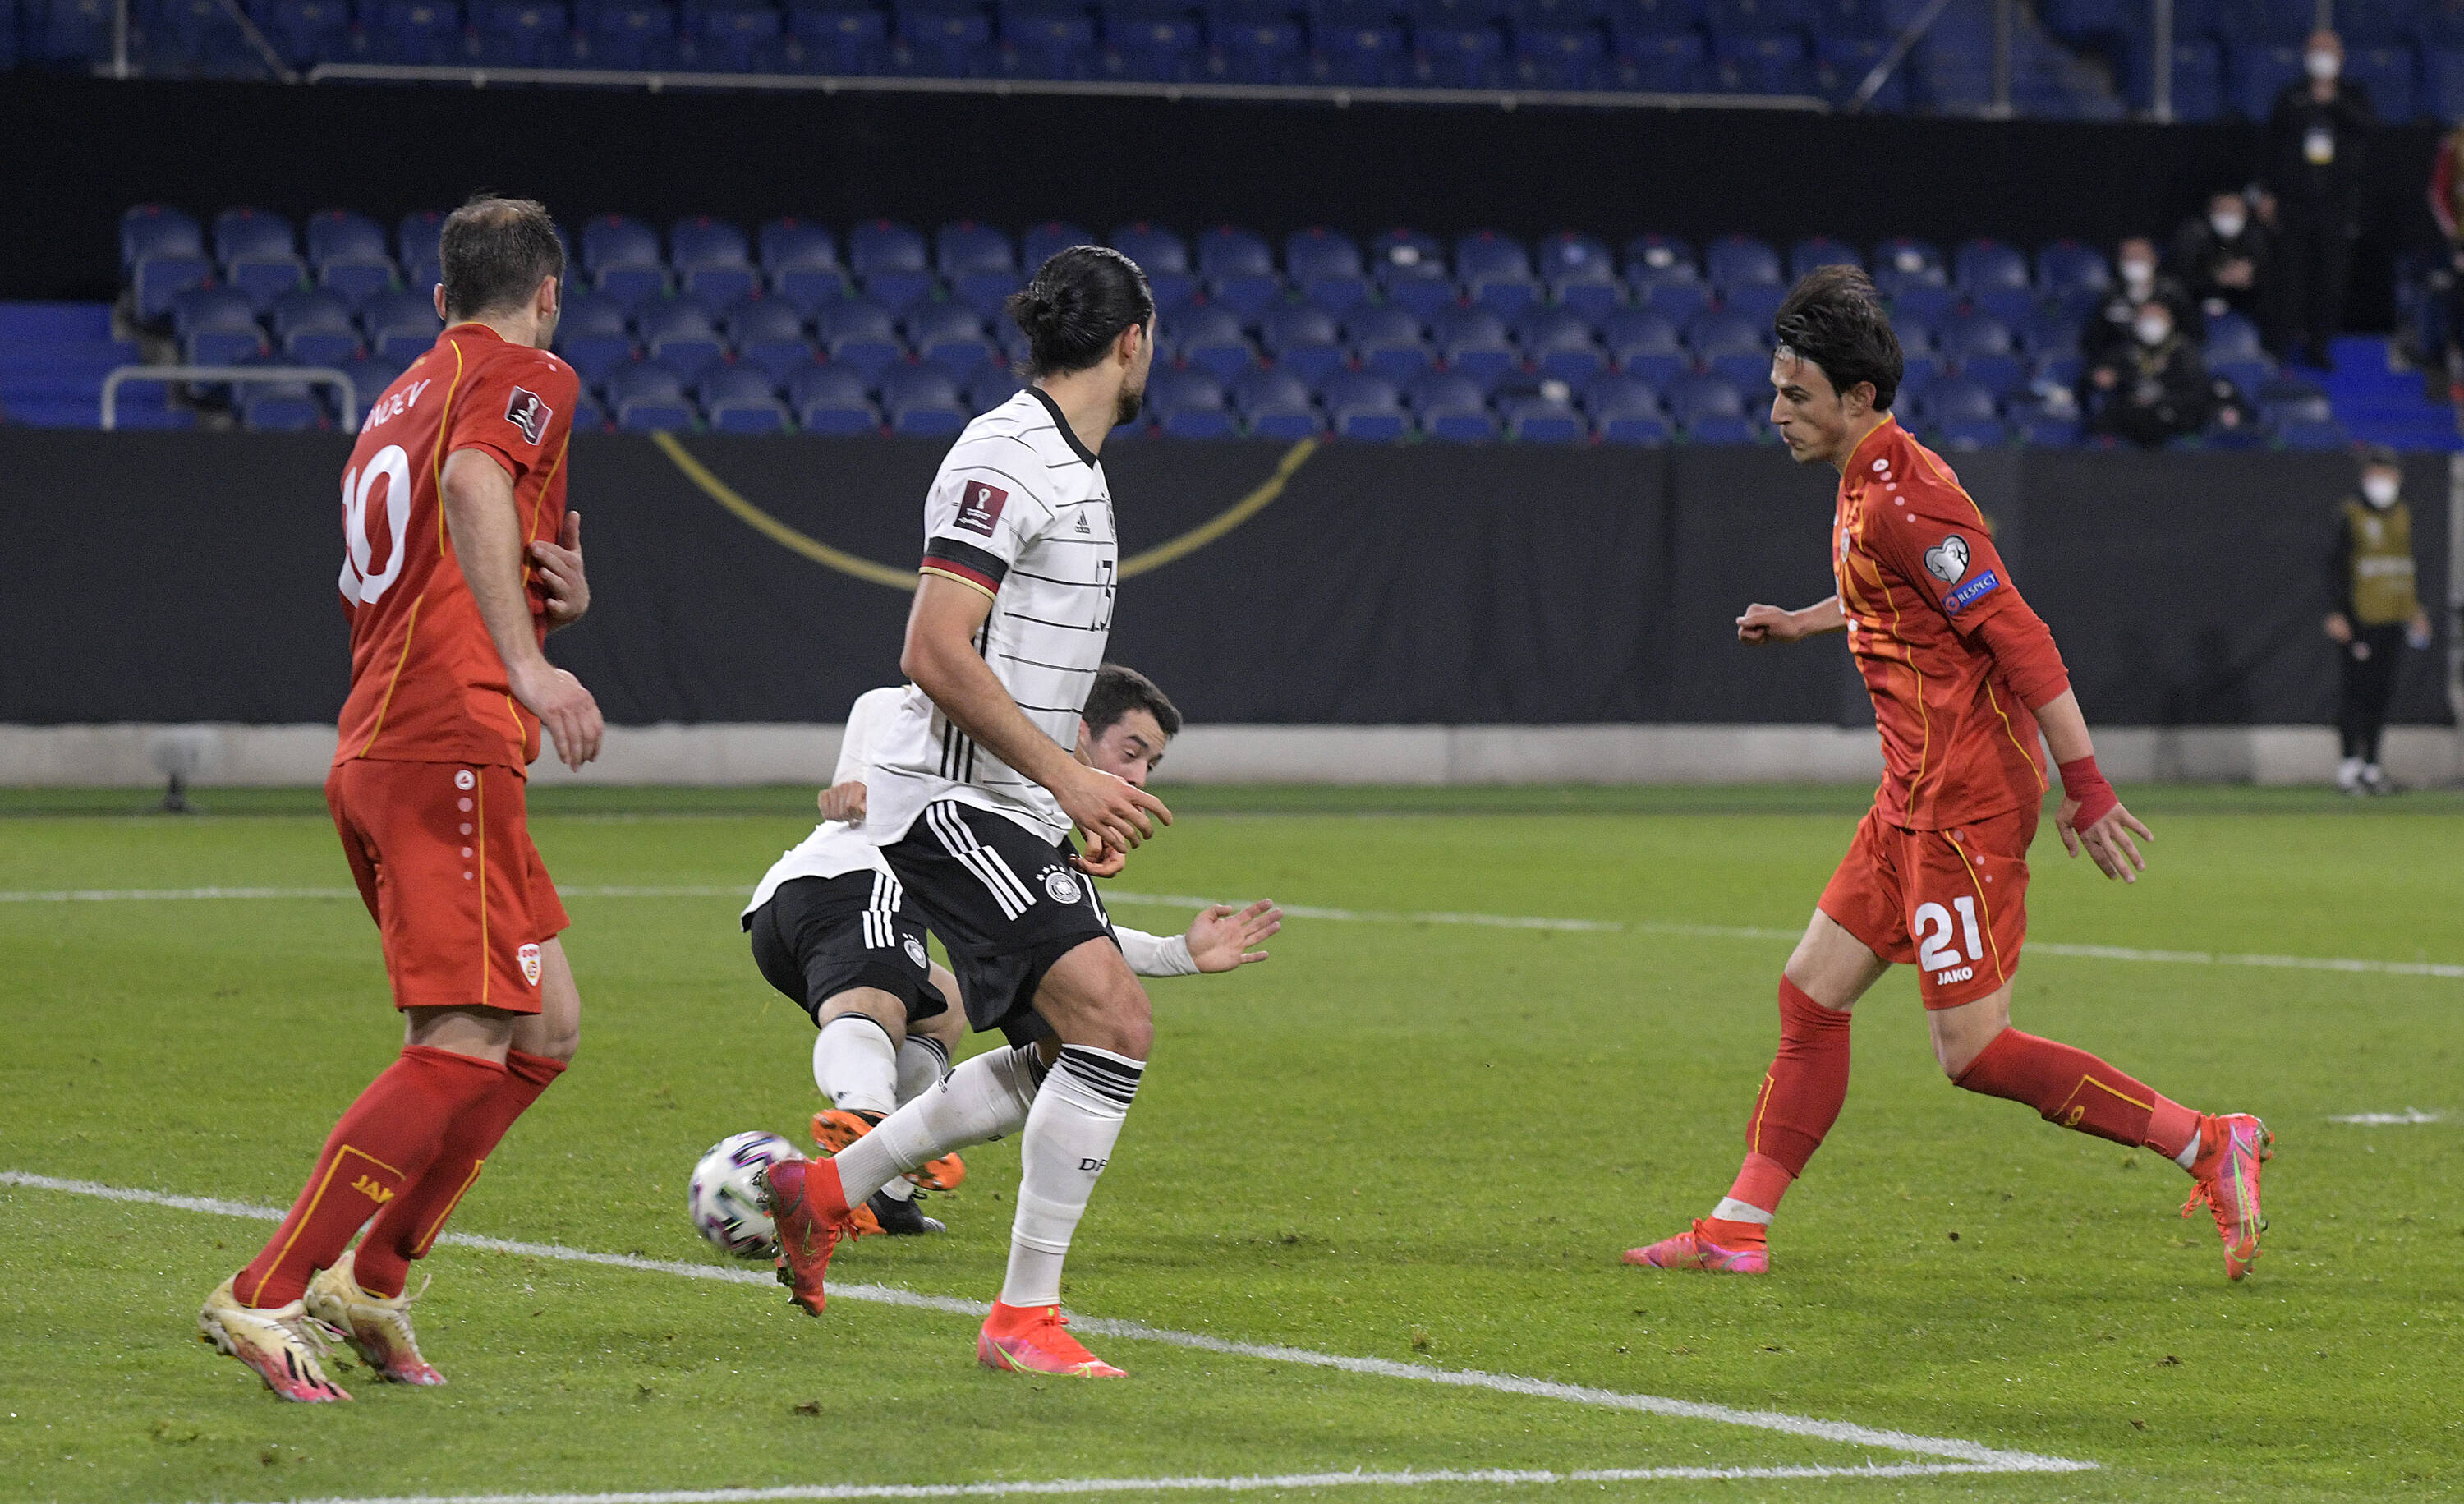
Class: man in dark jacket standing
2267,29,2375,368
2326,445,2435,794
2086,300,2214,447
2170,190,2272,325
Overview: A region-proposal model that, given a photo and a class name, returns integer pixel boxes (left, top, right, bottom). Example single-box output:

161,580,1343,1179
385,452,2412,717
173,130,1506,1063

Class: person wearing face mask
2325,447,2435,794
2085,237,2199,370
2266,29,2376,368
2169,189,2272,324
2085,297,2214,447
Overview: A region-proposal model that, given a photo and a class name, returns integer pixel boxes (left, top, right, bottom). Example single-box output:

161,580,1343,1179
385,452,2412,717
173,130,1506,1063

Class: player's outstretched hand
1736,603,1800,645
2059,799,2152,883
1186,899,1280,972
530,510,591,632
509,658,603,770
816,779,867,822
1056,763,1172,855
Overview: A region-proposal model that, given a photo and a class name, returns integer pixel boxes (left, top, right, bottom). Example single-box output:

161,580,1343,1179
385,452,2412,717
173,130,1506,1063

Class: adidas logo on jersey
1074,513,1092,534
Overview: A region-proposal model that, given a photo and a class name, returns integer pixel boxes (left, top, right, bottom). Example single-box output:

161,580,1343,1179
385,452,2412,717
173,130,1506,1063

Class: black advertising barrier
0,430,2450,729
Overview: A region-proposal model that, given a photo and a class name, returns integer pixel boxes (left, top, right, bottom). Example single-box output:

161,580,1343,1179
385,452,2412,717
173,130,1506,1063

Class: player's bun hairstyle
1006,246,1154,379
439,194,565,322
1083,663,1183,740
1773,264,1903,412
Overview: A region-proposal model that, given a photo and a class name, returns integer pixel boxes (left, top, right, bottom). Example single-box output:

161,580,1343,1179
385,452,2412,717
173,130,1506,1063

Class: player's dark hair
439,194,565,322
1083,663,1182,740
1772,264,1903,412
1006,246,1153,379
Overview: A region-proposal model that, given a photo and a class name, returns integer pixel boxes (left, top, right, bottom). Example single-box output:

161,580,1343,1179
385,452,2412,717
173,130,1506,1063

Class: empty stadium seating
15,0,2191,118
5,200,2354,447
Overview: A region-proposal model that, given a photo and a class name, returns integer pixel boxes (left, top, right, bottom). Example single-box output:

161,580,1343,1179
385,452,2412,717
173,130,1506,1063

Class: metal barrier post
1990,0,2013,118
1850,0,1955,113
2151,0,2173,123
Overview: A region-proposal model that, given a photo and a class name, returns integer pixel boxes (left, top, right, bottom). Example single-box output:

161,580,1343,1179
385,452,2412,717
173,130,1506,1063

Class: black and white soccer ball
687,1130,801,1258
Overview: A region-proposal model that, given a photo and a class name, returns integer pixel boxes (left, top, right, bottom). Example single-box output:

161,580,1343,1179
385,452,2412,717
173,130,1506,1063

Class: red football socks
1953,1028,2200,1159
353,1049,567,1299
1742,977,1855,1180
236,1046,508,1309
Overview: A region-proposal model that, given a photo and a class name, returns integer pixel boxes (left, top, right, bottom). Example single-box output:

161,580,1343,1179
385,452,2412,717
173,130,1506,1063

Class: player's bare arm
899,574,1170,855
527,509,589,632
2033,688,2153,882
1737,596,1847,645
441,448,602,769
1184,900,1281,971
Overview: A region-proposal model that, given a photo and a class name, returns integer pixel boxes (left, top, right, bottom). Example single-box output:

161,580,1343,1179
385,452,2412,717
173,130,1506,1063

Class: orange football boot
763,1157,856,1315
977,1301,1125,1378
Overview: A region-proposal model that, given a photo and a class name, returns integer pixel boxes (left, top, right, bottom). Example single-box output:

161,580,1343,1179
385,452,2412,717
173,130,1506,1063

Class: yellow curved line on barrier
651,430,922,590
652,430,1317,591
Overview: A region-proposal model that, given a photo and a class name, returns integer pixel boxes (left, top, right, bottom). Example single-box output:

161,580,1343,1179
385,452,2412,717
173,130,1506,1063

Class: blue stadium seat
816,297,904,376
1510,24,1604,89
1233,366,1321,438
1607,0,1701,39
1147,368,1238,438
931,220,1014,276
1871,236,1946,294
1317,370,1411,439
906,303,997,374
2035,239,2108,297
1433,306,1516,382
724,299,816,379
1110,221,1189,275
1259,304,1346,381
1410,376,1498,441
1285,227,1368,311
1196,225,1282,318
1454,230,1530,283
2206,311,2264,363
1703,0,1801,33
1720,280,1786,324
1968,285,2040,327
1414,18,1505,86
672,215,750,271
1609,27,1708,90
1671,373,1754,441
1954,238,2030,295
966,365,1027,412
1313,19,1409,83
583,211,663,273
396,210,447,278
1170,306,1258,379
1583,372,1670,443
1102,14,1202,79
788,1,892,67
1704,234,1781,293
476,0,565,64
2009,402,2080,445
790,364,880,432
122,205,205,272
1016,220,1092,268
1624,232,1699,286
848,219,935,306
135,255,215,322
688,363,785,432
1601,308,1685,384
555,292,638,382
1713,30,1811,94
1684,307,1763,361
2128,36,2225,118
1336,305,1427,379
1505,393,1588,441
1518,308,1605,380
999,2,1098,74
761,220,849,312
1813,34,1900,108
1887,281,1957,324
1208,17,1303,81
302,210,387,269
241,382,330,432
2227,40,2303,119
171,284,260,340
1788,235,1863,280
268,286,355,347
1537,228,1616,284
893,0,991,71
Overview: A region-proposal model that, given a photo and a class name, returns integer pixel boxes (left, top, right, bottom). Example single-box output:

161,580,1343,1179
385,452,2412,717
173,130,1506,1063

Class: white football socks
895,1035,951,1106
1000,1045,1143,1309
812,1014,898,1118
830,1042,1046,1207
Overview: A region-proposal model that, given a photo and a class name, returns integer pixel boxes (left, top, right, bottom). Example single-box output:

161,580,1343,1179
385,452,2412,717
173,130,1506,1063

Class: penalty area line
10,881,2446,980
248,1460,2057,1504
0,1170,2089,1478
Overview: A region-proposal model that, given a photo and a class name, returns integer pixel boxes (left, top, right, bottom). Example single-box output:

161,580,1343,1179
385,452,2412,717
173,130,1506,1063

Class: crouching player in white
743,666,1278,1243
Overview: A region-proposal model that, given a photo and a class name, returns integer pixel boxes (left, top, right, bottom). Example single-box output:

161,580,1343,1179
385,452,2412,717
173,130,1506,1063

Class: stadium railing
99,364,356,430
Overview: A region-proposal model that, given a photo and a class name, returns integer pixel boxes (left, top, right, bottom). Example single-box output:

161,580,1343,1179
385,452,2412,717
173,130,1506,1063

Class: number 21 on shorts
1913,897,1984,982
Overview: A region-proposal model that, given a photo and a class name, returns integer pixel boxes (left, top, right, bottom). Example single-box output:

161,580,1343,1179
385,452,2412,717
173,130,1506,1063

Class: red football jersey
1832,416,2048,830
333,324,579,771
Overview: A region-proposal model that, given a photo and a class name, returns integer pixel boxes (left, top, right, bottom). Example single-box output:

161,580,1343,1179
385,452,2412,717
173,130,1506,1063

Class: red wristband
2057,756,2117,831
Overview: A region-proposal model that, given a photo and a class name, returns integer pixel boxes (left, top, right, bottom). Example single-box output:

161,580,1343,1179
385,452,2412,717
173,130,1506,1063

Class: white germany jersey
742,686,904,924
864,387,1118,848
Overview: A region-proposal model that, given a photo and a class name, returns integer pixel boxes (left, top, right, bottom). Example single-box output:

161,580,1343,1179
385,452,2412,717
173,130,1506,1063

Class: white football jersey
864,387,1118,848
742,686,905,923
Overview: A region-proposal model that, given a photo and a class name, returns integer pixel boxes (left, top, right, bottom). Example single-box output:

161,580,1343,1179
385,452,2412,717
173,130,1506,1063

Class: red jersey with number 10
332,323,579,772
1833,416,2048,831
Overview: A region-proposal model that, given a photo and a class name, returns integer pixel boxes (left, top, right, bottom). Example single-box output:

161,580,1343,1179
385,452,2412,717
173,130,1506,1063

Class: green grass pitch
2,783,2460,1502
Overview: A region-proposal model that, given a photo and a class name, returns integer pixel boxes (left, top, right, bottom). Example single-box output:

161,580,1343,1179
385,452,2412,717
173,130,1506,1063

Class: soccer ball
688,1131,802,1258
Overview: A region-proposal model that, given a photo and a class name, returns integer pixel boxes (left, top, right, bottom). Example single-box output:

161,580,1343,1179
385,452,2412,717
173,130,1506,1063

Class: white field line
2328,1109,2444,1125
0,1170,2089,1478
6,881,2454,981
254,1461,2057,1504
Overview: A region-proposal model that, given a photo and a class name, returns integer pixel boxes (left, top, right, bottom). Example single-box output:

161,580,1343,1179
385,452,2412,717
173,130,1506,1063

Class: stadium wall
3,73,2442,324
2,430,2454,788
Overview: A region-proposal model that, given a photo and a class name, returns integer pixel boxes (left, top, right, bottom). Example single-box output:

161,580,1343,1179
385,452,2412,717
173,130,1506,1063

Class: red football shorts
325,759,570,1014
1817,802,2037,1010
